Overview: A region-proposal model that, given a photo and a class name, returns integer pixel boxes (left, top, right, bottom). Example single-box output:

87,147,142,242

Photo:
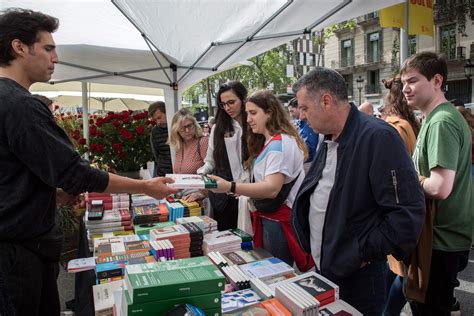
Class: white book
319,299,362,316
67,257,96,273
93,280,123,316
165,173,217,189
239,258,295,280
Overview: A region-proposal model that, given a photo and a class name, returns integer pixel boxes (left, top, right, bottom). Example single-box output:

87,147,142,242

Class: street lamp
356,76,364,106
464,59,474,103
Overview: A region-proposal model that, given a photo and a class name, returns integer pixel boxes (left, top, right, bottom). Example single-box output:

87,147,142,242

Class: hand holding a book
207,175,231,194
145,176,180,199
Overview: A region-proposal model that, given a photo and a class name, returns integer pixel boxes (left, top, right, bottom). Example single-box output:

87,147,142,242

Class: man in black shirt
148,101,173,177
0,8,178,316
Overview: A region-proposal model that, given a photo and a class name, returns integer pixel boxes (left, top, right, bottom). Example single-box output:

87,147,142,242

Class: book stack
223,298,291,315
134,221,175,236
220,265,251,290
179,199,203,217
274,282,320,315
149,239,175,261
130,194,160,207
85,208,133,235
270,271,339,307
132,204,168,225
122,257,224,316
198,216,218,233
221,289,261,313
93,279,124,316
222,248,273,266
165,200,185,222
150,224,192,259
239,258,295,281
88,193,130,210
230,228,253,250
182,223,204,257
176,216,205,231
318,299,362,315
203,230,242,255
88,230,135,250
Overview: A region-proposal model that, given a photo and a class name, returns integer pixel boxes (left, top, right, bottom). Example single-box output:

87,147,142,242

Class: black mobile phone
87,200,104,221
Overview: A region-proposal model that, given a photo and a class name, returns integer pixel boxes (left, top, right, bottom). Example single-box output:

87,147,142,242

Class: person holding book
209,90,314,271
291,67,425,315
169,108,209,202
0,9,178,316
197,81,249,231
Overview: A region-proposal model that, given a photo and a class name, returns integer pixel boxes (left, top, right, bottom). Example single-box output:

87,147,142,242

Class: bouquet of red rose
57,110,154,172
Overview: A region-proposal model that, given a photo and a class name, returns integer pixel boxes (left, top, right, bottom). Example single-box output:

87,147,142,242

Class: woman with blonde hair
209,90,314,271
169,108,209,201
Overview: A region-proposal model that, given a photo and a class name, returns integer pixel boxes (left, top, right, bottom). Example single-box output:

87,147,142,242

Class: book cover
319,299,362,316
221,289,261,313
93,280,123,316
122,290,220,316
270,271,339,307
67,257,96,273
239,258,295,280
260,298,292,315
222,248,273,265
166,174,217,189
124,263,225,304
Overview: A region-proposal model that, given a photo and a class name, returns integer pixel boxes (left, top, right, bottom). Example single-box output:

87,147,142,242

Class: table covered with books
69,189,362,316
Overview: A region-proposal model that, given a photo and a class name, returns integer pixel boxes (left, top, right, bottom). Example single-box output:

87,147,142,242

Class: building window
367,32,381,63
341,39,354,67
366,70,380,94
440,24,456,60
342,74,353,97
409,35,417,55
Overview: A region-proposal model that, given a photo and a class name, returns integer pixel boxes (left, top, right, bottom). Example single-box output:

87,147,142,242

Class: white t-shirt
252,134,305,208
309,140,338,269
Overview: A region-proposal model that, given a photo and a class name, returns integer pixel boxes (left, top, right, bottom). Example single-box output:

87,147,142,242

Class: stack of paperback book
182,223,204,257
230,228,253,250
203,230,242,254
179,199,203,217
133,221,175,236
176,216,205,231
85,208,133,235
221,248,273,266
239,258,295,281
131,203,168,225
274,282,320,315
150,224,192,259
130,194,160,207
270,271,339,307
198,215,218,233
149,239,174,260
121,257,224,315
88,193,130,210
95,256,155,284
165,200,186,222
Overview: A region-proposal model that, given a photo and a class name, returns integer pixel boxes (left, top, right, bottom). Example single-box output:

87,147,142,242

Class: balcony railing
356,12,379,24
365,84,381,94
366,52,383,64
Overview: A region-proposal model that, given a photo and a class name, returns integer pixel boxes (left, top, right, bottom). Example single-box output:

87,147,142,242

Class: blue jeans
261,218,293,266
333,260,387,316
383,269,407,315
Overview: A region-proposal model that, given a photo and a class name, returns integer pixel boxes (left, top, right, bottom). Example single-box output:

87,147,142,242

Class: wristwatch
228,181,236,195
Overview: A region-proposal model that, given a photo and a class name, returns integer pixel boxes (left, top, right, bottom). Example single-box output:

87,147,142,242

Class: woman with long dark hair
197,81,249,230
208,90,314,271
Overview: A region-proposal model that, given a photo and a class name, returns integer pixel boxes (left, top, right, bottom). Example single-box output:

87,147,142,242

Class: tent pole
81,82,89,160
400,0,409,65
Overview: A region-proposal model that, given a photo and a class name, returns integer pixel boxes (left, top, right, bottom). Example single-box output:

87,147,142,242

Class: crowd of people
1,7,473,316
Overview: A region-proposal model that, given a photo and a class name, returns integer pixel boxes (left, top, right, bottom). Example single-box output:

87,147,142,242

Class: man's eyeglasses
179,123,195,132
219,99,239,109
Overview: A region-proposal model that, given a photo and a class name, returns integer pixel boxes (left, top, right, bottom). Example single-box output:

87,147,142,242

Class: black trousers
413,249,469,316
0,242,60,316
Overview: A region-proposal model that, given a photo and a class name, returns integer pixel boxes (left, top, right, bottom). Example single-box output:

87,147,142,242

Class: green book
231,228,253,242
166,174,218,189
122,289,221,316
125,257,225,304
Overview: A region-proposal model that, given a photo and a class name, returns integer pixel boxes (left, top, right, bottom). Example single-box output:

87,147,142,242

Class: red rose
78,138,86,145
118,151,128,159
89,118,94,124
89,125,97,136
96,130,105,138
72,129,81,140
136,125,145,135
96,144,105,153
121,111,130,119
102,116,111,124
112,120,120,128
119,128,133,140
112,143,122,153
122,117,130,124
96,118,103,127
89,143,97,152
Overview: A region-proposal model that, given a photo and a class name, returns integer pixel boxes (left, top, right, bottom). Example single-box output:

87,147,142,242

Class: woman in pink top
169,109,209,201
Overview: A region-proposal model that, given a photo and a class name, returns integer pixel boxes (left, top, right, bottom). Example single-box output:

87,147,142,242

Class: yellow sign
379,1,434,36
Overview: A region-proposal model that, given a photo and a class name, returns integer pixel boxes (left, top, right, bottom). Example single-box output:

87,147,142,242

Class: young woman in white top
210,90,314,270
197,81,249,230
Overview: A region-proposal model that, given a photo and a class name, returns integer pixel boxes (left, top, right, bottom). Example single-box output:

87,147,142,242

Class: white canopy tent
2,0,403,144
